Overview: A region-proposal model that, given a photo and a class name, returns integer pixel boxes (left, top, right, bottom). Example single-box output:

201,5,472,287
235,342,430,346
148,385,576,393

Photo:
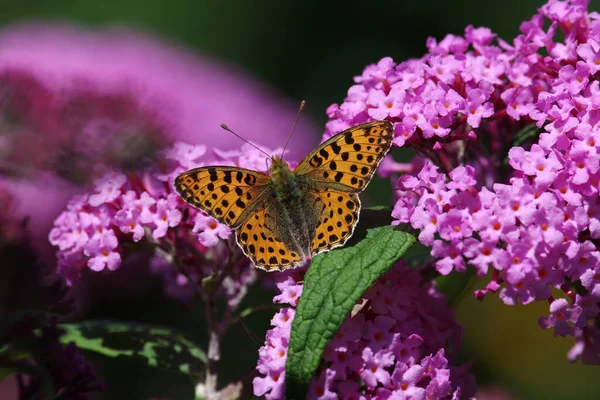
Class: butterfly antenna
220,124,272,160
280,100,306,161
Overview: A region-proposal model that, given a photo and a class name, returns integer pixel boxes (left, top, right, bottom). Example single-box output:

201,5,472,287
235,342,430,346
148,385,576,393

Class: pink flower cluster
326,0,600,363
254,263,475,399
49,142,276,302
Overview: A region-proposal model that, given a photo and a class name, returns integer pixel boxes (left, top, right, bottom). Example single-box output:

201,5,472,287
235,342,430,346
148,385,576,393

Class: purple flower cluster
49,142,276,303
254,263,475,399
326,0,600,363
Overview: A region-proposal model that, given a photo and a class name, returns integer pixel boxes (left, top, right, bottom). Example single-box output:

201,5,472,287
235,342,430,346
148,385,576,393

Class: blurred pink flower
0,174,79,263
0,23,317,162
0,185,24,244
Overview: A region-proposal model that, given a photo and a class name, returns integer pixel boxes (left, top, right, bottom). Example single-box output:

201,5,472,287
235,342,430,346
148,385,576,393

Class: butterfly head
268,155,301,199
269,155,292,178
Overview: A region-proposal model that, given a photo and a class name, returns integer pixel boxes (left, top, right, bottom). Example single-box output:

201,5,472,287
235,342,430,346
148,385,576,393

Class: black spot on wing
208,168,218,181
310,156,324,167
331,142,342,154
223,171,232,184
344,131,355,144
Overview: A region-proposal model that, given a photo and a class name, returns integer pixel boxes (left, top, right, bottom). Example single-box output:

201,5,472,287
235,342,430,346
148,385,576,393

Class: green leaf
285,226,415,398
364,205,390,211
512,123,542,147
59,320,207,376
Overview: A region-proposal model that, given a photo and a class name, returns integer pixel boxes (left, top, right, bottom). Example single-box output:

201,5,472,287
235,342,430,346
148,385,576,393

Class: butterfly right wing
307,188,360,256
235,200,305,271
294,121,394,193
174,166,270,228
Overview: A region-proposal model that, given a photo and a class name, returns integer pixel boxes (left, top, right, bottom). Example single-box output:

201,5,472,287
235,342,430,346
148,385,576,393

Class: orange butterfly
174,120,394,271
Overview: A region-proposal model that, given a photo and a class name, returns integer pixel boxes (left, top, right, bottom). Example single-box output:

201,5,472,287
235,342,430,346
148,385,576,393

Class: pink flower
539,298,583,337
580,268,600,297
390,364,426,400
192,212,231,247
577,41,600,73
447,166,476,191
150,195,182,239
273,275,304,306
363,316,396,351
508,145,563,186
360,348,394,388
88,173,127,207
84,230,120,272
409,197,441,246
465,88,494,128
308,369,338,400
501,87,536,120
432,240,468,275
437,209,473,241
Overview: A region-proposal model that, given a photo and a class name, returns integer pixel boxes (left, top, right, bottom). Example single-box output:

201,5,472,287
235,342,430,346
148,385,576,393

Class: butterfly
174,120,394,271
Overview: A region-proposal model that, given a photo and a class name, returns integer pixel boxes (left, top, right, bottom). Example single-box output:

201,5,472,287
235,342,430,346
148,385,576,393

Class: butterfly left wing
294,120,394,193
174,166,270,228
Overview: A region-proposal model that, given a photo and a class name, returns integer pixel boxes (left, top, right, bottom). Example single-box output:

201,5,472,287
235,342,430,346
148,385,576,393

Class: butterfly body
175,120,394,271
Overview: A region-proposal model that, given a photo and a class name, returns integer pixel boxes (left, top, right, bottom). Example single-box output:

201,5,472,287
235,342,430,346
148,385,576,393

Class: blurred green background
3,0,600,399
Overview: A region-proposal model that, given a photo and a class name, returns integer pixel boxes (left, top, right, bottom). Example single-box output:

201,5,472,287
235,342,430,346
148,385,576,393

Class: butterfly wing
308,189,360,255
294,121,394,193
174,166,270,228
235,199,305,271
294,120,393,256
